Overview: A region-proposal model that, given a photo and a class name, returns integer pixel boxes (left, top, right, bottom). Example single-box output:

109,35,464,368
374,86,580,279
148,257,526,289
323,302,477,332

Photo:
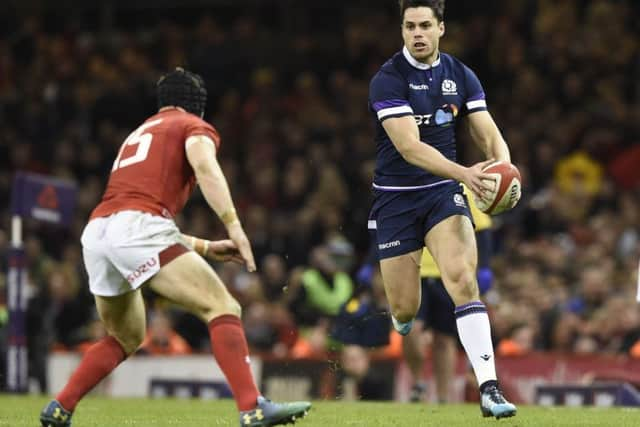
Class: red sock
56,336,126,411
209,315,260,411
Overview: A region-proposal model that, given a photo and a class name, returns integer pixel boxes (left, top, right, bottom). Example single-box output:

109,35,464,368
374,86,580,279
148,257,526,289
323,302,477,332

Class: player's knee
221,297,242,317
394,312,414,323
446,268,479,303
391,303,417,323
200,295,242,322
113,328,145,355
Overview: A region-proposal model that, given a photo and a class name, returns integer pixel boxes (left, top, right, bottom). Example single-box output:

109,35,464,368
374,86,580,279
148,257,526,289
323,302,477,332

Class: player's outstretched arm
185,135,256,271
464,111,510,163
382,115,495,198
182,234,245,264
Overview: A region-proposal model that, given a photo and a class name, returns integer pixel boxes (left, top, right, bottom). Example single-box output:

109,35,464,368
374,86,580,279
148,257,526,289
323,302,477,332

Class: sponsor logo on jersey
378,240,401,250
409,83,429,90
127,257,158,283
414,114,433,126
414,104,459,127
442,79,458,95
454,193,466,207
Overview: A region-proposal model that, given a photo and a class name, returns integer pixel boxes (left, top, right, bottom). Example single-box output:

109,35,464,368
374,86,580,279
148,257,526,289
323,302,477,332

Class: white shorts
81,210,189,296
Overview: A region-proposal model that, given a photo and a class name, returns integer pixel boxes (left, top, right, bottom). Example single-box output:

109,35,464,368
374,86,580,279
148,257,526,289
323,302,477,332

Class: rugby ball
474,161,521,215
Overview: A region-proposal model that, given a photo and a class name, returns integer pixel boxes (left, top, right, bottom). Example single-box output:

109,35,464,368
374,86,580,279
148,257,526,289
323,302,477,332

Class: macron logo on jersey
409,83,429,90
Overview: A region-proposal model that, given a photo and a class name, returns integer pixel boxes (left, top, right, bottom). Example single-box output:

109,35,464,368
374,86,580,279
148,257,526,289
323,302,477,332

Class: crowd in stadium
0,0,639,392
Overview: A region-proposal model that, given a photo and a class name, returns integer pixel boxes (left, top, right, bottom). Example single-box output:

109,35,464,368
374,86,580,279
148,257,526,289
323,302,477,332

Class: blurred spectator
261,254,289,301
140,310,192,356
333,265,398,400
497,324,535,357
566,265,611,318
75,316,107,354
288,238,354,326
287,237,355,358
340,344,394,401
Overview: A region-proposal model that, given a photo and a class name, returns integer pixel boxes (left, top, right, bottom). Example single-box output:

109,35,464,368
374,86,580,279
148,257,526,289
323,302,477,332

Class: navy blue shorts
416,277,457,336
331,299,391,348
368,182,472,259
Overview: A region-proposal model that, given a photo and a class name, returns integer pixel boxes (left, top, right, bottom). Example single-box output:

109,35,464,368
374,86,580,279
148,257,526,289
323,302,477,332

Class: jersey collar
402,46,441,70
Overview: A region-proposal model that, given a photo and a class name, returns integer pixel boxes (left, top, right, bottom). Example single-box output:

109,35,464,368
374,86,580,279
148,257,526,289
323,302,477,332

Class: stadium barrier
149,379,232,400
48,353,261,398
536,383,640,407
395,352,640,405
47,352,640,405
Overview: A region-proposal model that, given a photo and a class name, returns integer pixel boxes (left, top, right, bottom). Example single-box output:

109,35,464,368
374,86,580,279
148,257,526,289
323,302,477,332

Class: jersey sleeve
369,70,413,122
460,65,488,116
184,117,221,149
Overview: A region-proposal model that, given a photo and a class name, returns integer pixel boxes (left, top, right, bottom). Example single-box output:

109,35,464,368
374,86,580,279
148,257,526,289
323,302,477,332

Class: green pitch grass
1,395,638,426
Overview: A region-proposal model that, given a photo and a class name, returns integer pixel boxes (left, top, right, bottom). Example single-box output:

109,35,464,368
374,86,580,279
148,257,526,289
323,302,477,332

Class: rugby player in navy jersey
367,0,516,418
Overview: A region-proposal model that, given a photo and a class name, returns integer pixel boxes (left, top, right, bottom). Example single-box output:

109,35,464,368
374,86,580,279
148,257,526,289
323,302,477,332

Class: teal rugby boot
239,396,311,426
480,385,517,419
40,400,72,427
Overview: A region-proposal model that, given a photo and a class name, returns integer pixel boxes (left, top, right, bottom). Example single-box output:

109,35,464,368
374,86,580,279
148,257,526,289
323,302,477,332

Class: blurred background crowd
0,0,639,394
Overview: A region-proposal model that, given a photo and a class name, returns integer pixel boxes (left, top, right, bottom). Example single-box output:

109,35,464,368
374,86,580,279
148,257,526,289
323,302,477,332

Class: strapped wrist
188,236,209,257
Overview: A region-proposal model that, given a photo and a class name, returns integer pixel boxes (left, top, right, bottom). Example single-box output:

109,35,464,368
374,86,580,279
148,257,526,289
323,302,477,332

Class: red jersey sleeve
184,116,221,149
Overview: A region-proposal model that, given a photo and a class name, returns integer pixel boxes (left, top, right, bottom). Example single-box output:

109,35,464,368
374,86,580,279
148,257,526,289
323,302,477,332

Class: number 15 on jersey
112,119,163,171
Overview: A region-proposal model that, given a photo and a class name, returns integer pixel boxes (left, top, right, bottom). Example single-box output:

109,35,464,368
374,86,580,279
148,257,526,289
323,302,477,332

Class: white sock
455,301,497,387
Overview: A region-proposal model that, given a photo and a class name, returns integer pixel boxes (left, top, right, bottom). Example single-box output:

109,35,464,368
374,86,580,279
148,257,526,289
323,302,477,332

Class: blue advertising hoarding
6,172,77,392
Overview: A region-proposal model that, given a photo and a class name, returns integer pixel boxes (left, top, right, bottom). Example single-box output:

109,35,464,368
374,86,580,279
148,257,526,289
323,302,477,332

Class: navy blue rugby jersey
369,46,488,191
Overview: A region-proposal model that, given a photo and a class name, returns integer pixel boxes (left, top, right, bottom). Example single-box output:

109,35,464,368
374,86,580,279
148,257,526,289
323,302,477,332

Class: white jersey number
112,119,163,171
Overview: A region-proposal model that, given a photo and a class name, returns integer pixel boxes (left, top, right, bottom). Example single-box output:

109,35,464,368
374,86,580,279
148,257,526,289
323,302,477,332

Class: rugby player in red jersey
40,68,311,427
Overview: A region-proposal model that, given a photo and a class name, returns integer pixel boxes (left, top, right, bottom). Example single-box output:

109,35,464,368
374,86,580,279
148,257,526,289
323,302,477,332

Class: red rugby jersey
90,108,220,220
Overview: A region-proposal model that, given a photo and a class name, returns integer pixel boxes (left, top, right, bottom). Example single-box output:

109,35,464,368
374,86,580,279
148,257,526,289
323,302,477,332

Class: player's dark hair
399,0,445,22
157,67,207,117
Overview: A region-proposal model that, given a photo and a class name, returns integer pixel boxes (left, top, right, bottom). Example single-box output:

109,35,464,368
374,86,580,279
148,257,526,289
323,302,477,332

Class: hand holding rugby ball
474,161,522,215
